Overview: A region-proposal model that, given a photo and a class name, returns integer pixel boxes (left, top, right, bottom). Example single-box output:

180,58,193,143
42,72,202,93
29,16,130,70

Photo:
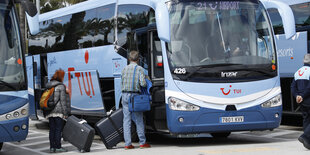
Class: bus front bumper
0,117,29,142
166,104,282,134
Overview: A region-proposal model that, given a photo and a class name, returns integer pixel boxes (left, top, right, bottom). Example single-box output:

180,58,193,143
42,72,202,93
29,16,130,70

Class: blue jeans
122,93,146,146
49,117,64,149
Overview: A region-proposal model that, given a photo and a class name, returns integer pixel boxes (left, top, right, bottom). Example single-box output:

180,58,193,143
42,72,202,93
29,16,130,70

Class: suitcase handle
78,120,87,124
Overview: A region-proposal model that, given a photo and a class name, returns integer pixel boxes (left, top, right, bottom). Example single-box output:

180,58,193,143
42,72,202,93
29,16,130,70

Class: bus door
25,56,38,119
148,30,167,130
134,28,165,102
130,28,167,130
148,30,164,103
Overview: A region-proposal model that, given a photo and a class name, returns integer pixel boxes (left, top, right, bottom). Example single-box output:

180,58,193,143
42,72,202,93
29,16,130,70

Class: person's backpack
39,85,61,111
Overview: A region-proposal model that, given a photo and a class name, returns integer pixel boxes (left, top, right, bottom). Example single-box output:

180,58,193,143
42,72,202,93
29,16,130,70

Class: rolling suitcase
95,108,124,149
63,115,95,152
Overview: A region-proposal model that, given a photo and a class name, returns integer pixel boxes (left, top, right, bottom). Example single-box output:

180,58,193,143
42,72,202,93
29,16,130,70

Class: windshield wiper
0,80,17,91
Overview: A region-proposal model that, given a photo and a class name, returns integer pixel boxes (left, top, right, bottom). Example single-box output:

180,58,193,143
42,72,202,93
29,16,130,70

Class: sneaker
298,135,305,144
49,148,55,153
303,138,310,150
140,143,151,149
124,145,135,150
55,147,67,152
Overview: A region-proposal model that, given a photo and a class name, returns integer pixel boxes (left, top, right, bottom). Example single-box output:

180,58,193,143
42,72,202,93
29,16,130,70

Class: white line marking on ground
20,139,50,147
5,142,50,155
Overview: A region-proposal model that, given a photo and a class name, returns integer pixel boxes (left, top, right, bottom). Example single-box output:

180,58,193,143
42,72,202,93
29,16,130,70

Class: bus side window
290,2,310,53
95,4,115,46
267,8,284,35
4,11,14,49
136,31,149,73
117,4,155,72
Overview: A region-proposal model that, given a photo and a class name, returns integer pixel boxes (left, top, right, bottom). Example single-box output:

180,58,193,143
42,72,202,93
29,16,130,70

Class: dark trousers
49,117,64,149
301,105,310,139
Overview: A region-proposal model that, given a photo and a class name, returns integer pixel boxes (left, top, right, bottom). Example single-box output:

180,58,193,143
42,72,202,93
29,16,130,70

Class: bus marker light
179,117,184,123
275,113,279,118
21,124,27,130
85,50,89,64
157,63,163,67
13,126,20,132
156,56,163,67
272,65,276,70
291,57,294,60
17,58,22,64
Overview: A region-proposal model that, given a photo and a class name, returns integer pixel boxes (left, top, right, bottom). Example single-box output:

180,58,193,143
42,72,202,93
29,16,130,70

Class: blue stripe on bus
0,95,28,115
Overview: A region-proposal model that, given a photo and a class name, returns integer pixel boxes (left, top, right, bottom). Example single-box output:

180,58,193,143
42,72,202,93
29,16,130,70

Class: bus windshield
0,3,25,91
166,0,276,82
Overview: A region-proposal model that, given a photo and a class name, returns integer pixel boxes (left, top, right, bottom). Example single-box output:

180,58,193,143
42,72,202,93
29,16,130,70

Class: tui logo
220,85,242,95
298,68,307,76
220,85,232,95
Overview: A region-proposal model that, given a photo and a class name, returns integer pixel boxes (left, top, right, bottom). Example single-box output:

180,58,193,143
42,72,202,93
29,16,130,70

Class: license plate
221,116,244,123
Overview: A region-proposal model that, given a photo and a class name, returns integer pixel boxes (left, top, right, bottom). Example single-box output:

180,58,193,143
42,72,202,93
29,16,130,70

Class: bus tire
0,142,3,151
210,132,231,138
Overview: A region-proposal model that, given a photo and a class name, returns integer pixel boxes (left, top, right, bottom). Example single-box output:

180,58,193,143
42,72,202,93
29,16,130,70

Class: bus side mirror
17,0,39,35
154,0,170,42
261,0,295,39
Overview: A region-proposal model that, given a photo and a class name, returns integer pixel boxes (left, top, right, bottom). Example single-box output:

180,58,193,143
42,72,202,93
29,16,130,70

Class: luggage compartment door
65,70,106,116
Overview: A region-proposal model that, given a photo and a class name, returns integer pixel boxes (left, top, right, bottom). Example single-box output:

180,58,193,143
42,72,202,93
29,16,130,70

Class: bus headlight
168,97,200,111
0,103,29,121
13,111,20,117
261,94,282,108
21,109,27,115
6,114,12,120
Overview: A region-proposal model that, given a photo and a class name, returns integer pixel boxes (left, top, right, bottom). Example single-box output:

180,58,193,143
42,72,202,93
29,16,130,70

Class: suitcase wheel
79,149,90,153
79,149,85,153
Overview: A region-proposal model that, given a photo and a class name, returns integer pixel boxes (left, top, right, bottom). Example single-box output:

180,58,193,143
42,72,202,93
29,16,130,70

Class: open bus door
147,30,167,131
25,56,38,120
148,30,165,102
123,26,167,131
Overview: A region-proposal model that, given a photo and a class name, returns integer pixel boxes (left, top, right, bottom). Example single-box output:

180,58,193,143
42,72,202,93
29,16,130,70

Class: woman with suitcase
44,69,70,153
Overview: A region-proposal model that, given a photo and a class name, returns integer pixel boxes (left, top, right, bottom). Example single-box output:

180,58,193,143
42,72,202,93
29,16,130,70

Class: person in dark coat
44,69,70,153
291,54,310,150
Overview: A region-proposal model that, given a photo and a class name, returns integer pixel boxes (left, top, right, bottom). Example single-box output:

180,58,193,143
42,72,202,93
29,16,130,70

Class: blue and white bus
0,0,38,151
27,0,295,136
267,0,310,115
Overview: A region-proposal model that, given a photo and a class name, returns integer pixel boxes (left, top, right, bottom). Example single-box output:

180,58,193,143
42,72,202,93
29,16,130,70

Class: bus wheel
0,142,3,151
210,132,231,138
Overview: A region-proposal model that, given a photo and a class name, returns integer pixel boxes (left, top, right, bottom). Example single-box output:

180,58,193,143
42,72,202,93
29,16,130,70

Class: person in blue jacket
291,53,310,150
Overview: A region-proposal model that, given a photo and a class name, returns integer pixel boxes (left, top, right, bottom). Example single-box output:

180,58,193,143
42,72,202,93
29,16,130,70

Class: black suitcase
63,115,95,152
95,108,124,149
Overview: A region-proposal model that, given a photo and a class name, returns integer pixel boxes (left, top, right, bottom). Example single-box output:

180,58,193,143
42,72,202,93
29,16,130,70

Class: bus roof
39,0,156,22
271,0,310,6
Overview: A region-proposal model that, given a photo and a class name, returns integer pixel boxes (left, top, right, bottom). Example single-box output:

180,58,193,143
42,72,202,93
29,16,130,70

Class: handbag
128,65,151,112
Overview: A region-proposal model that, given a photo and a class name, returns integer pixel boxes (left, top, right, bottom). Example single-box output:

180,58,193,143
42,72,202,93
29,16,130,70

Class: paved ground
0,119,308,155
